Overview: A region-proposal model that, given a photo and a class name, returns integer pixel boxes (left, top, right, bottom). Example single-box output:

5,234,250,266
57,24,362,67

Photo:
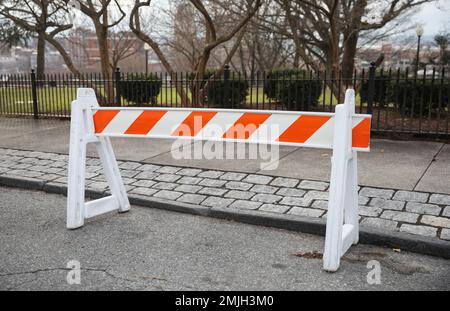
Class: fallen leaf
290,251,323,259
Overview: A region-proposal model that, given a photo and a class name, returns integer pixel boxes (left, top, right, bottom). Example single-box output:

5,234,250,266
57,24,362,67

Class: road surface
0,187,449,290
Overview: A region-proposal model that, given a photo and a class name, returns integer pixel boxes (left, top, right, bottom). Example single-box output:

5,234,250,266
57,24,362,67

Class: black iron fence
0,65,449,138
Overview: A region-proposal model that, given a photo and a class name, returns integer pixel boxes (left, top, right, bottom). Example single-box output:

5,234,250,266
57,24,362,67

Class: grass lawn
0,85,365,116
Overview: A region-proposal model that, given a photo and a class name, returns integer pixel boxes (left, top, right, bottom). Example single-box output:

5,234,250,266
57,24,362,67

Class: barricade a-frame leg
323,89,359,272
66,88,130,229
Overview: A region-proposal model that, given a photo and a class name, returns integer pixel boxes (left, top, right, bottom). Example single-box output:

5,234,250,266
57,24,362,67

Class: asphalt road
0,187,449,291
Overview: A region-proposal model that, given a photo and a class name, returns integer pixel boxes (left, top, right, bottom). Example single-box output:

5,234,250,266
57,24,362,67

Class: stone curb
1,174,449,259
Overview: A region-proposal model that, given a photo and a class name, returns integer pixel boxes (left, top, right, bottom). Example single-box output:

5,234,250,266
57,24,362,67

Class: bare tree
0,0,70,78
226,0,297,75
130,0,262,106
74,1,125,77
233,2,293,75
72,0,126,101
0,0,115,104
255,0,432,99
109,28,141,71
62,24,140,72
60,26,93,69
161,1,203,72
0,0,95,78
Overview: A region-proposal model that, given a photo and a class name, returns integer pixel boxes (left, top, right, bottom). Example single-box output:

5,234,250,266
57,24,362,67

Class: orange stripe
277,115,331,143
124,110,167,135
223,113,271,139
93,110,120,133
352,118,371,148
172,111,217,137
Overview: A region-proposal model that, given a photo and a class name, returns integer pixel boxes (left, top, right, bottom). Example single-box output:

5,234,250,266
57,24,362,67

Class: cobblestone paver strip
0,148,449,241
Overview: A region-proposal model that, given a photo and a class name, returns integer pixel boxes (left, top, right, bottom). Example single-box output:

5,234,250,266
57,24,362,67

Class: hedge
118,73,162,106
264,69,300,100
264,70,322,111
360,77,450,116
360,75,390,107
206,79,249,108
391,81,450,117
189,69,249,108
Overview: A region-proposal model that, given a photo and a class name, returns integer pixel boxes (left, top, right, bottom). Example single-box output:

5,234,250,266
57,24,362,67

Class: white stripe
249,114,299,143
102,110,143,135
196,112,243,139
147,110,191,136
304,117,335,148
352,116,366,128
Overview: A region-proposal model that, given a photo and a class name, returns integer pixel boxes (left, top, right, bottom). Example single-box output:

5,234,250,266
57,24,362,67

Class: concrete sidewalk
0,117,449,194
2,146,450,244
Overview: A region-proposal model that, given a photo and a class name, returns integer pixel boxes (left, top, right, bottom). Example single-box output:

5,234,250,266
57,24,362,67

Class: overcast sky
411,0,450,36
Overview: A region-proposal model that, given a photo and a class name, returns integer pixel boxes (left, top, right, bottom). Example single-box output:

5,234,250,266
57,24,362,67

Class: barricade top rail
93,105,365,116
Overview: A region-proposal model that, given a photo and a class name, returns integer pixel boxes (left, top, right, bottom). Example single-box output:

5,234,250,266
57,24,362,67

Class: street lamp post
415,23,424,77
144,43,151,76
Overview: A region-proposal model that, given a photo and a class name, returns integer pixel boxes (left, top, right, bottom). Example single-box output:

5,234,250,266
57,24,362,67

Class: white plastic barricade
67,88,371,272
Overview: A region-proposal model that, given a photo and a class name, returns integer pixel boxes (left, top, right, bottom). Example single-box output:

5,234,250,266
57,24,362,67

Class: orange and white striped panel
92,108,371,151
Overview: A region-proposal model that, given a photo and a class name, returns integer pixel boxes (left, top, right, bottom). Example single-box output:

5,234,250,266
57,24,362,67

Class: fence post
30,69,39,119
223,64,230,107
366,62,376,115
115,67,121,107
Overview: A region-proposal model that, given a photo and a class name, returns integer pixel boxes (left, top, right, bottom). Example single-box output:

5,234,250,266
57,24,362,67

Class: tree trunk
193,51,211,106
36,32,46,81
327,1,344,102
130,11,191,106
45,34,108,104
238,45,248,79
323,48,340,103
341,30,359,82
95,24,114,105
341,0,366,82
293,51,300,69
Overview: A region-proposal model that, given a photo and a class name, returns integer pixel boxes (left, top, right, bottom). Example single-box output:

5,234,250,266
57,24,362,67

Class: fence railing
0,65,449,138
